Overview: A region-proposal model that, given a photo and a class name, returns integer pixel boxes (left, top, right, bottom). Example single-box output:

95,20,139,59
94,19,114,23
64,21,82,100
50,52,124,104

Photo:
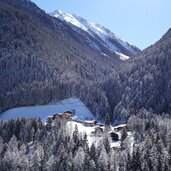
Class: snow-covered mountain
52,10,140,58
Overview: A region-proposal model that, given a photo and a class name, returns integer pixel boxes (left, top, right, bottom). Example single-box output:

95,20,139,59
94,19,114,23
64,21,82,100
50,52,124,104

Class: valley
0,0,171,170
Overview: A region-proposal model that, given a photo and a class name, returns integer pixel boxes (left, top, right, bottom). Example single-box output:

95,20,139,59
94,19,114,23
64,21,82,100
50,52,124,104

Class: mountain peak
161,28,171,40
52,10,140,57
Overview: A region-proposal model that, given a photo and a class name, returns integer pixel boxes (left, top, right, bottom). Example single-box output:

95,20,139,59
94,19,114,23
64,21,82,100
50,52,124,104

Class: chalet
64,110,74,115
61,112,74,120
48,115,54,120
114,124,132,132
125,124,132,132
84,120,97,127
109,131,119,141
53,113,62,120
48,113,62,120
97,123,104,127
72,119,84,124
95,126,104,134
48,111,74,121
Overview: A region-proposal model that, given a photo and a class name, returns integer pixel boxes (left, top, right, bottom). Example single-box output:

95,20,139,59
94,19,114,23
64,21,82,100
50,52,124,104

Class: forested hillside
0,111,171,170
0,0,123,117
103,29,171,121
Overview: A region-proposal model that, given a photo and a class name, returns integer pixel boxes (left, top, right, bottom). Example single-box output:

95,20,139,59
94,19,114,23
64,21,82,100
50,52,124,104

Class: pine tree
73,147,85,171
105,113,110,127
130,147,142,171
126,153,132,171
104,137,110,154
105,113,111,131
97,146,109,170
89,143,97,164
167,143,171,166
46,117,53,131
73,124,79,149
120,127,128,141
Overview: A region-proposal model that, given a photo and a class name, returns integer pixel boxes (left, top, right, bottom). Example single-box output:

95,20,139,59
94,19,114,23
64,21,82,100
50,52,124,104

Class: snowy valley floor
0,97,134,149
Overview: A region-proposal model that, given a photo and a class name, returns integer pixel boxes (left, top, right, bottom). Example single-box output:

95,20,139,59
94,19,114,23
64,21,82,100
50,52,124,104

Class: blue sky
32,0,171,50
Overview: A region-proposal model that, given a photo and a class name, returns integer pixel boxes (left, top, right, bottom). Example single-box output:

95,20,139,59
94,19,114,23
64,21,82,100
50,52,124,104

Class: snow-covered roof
84,120,97,124
114,124,128,129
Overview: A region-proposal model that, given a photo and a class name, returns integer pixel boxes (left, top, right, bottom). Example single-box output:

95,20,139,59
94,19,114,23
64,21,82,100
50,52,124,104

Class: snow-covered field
0,97,133,149
0,98,95,121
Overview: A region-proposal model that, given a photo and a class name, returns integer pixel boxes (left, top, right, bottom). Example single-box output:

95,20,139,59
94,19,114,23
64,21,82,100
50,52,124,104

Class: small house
114,124,132,132
72,119,84,124
49,112,74,121
124,124,132,132
84,120,97,127
64,110,74,115
48,113,62,120
95,126,104,134
61,112,74,120
97,123,104,127
48,115,54,120
53,113,62,120
109,131,119,141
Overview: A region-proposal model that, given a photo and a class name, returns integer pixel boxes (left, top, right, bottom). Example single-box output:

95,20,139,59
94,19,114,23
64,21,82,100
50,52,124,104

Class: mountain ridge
51,10,140,58
103,28,171,121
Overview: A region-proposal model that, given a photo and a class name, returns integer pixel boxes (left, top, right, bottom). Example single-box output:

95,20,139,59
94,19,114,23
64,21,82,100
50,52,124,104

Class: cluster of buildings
47,111,132,142
48,110,74,120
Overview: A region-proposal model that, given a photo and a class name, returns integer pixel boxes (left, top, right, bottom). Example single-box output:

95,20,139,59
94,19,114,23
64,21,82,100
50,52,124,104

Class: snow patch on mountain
52,10,139,57
54,10,88,32
115,52,130,60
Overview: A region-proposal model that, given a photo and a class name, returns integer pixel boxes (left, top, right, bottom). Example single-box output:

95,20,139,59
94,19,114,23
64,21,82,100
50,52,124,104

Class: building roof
64,110,73,114
84,120,96,124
